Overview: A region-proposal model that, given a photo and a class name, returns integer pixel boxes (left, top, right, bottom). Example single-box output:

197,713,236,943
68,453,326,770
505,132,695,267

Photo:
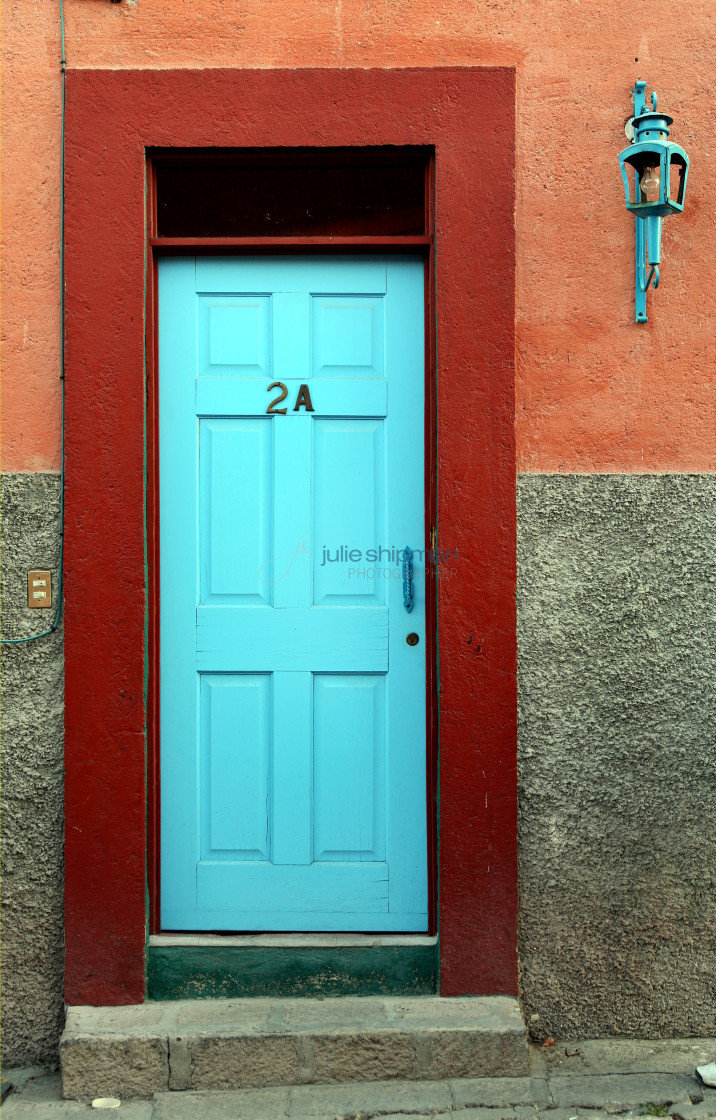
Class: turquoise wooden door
159,257,427,931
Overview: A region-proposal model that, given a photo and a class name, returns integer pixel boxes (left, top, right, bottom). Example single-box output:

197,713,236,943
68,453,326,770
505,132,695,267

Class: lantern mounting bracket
634,82,658,321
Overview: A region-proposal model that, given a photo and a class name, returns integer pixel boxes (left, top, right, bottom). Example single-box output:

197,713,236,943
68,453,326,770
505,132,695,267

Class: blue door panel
313,419,386,606
313,674,386,862
312,296,385,377
200,673,271,859
159,256,427,932
199,419,273,605
203,297,272,376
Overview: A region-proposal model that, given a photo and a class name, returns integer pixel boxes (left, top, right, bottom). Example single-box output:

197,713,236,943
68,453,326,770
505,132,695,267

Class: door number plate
267,382,315,415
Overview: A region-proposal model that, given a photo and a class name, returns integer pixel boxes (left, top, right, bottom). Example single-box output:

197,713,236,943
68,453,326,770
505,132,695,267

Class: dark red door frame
63,68,517,1005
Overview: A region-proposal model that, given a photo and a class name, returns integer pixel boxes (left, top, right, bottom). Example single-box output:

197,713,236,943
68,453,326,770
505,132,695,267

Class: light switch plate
28,570,52,609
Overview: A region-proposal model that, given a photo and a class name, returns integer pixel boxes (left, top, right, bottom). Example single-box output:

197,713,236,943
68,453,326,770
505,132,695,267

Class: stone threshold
60,994,529,1100
150,933,438,948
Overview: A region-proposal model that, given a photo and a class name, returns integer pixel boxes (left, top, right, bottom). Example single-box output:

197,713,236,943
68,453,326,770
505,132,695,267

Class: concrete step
60,995,529,1100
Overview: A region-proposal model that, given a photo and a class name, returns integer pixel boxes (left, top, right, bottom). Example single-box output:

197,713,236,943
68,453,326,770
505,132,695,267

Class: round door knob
406,632,419,646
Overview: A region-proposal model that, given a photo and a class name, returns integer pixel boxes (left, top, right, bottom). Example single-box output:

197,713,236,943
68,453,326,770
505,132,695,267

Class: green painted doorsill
146,934,439,1000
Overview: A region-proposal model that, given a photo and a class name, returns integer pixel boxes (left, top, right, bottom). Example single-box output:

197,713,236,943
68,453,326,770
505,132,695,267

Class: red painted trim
146,159,161,935
148,147,431,162
423,153,439,938
63,68,517,1004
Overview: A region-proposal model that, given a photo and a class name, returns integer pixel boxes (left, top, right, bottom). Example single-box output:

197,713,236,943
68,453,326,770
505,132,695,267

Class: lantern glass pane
669,158,686,206
624,162,638,205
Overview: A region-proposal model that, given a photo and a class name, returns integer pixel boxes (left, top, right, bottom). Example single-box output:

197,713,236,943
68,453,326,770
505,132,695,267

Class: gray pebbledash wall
2,470,715,1067
517,474,716,1039
1,472,65,1066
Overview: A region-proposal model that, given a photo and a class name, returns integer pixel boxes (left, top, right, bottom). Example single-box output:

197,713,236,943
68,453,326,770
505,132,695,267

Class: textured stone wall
3,466,716,1063
1,472,65,1066
517,474,716,1039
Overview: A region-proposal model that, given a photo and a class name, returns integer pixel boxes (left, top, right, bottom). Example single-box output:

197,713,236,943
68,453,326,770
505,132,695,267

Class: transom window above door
149,147,432,240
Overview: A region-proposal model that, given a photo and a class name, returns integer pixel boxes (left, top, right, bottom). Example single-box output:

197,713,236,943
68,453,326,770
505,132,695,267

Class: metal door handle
402,546,414,613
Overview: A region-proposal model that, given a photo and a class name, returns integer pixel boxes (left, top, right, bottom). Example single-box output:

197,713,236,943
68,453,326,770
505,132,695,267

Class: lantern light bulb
640,164,661,203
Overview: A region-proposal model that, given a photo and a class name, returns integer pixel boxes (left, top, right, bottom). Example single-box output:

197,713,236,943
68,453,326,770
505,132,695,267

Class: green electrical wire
1,0,66,645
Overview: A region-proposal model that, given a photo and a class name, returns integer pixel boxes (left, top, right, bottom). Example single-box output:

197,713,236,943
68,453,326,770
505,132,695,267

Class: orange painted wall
2,0,715,472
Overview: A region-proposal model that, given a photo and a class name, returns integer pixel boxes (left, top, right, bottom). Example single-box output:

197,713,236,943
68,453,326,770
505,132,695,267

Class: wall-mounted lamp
618,81,689,322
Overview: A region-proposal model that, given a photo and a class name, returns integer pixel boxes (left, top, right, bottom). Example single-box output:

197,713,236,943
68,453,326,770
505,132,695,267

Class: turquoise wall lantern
618,81,689,322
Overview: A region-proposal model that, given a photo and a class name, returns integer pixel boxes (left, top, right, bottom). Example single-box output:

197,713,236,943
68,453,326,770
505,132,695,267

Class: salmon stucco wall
2,0,716,473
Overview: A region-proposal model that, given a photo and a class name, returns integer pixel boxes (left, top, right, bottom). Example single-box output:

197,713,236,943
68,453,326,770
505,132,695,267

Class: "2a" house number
267,382,315,415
